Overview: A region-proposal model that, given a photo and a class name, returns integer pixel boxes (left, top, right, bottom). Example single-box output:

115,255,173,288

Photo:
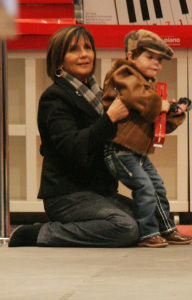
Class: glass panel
157,58,177,100
95,58,101,87
149,136,177,200
36,59,52,115
7,59,25,124
9,136,26,200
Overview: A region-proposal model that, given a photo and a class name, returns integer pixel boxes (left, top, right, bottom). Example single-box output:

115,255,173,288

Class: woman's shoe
138,236,168,248
8,223,42,247
165,230,192,245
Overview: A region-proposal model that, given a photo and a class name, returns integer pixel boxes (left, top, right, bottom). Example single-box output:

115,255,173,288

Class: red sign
7,23,192,50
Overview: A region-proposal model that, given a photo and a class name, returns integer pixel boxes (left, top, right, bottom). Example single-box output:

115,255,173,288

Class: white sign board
83,0,118,24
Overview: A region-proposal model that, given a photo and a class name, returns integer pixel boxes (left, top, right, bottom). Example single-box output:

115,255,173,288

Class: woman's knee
110,215,139,247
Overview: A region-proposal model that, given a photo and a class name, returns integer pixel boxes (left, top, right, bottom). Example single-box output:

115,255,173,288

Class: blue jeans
37,191,139,247
104,144,176,241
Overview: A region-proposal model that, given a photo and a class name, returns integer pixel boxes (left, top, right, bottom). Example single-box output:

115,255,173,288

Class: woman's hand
107,97,129,123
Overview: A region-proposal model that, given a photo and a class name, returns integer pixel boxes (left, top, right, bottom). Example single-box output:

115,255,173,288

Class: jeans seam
161,227,177,235
114,152,133,177
155,192,172,231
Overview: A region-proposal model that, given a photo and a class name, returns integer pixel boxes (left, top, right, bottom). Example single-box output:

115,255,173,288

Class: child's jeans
104,143,176,241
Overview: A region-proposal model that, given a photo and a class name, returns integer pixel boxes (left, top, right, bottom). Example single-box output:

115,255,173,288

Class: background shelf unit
7,47,190,212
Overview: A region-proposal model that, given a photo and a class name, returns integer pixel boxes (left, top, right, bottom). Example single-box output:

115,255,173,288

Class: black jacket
37,76,118,199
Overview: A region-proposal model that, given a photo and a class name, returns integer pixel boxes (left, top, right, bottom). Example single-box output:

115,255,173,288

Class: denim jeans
37,191,139,247
104,144,176,241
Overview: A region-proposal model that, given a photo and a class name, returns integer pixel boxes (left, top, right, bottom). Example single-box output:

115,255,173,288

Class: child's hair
127,47,146,60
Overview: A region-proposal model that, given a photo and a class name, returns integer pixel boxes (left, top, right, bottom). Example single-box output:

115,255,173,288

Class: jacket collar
112,58,157,86
55,76,101,120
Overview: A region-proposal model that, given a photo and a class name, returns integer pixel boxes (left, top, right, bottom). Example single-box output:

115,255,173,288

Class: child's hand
171,103,188,115
161,100,170,113
169,99,188,115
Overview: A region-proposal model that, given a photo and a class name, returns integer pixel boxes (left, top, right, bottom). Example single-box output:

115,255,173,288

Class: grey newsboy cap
124,29,174,60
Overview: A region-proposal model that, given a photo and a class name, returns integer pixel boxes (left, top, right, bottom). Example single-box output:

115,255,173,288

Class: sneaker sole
138,242,169,248
167,239,192,245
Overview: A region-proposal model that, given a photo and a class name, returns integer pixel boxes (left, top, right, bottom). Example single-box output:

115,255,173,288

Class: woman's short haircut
47,25,96,80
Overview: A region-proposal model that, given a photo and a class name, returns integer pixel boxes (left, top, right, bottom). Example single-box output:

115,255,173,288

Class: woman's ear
126,51,133,61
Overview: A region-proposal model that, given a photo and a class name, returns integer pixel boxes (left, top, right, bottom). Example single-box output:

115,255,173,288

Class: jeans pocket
104,154,118,179
115,151,134,178
116,149,133,157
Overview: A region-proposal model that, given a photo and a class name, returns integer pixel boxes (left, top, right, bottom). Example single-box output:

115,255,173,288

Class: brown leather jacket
102,59,186,154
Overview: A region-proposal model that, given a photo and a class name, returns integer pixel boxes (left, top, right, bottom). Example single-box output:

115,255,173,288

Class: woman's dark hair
47,25,96,80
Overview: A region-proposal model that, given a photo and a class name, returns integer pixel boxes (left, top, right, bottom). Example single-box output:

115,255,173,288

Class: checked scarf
61,70,104,115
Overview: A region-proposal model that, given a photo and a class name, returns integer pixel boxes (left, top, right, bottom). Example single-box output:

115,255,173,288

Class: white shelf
9,125,26,136
7,48,190,212
10,200,44,212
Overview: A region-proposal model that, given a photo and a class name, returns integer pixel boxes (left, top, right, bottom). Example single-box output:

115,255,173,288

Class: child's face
129,50,163,79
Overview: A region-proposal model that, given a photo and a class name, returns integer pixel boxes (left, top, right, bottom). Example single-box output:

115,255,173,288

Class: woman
9,25,139,247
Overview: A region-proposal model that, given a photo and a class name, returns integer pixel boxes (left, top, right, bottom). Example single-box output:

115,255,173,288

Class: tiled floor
0,242,192,300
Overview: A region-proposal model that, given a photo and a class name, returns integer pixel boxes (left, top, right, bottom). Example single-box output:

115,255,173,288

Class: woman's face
62,34,94,83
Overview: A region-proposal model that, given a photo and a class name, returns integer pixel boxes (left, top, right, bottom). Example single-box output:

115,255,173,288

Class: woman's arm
38,91,128,171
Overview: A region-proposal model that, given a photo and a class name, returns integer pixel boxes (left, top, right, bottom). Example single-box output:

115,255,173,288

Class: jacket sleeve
166,112,186,133
102,65,162,123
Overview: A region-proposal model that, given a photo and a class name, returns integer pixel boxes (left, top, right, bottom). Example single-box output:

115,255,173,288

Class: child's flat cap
124,29,174,60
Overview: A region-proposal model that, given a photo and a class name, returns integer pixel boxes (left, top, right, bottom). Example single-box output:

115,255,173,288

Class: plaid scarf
61,70,104,115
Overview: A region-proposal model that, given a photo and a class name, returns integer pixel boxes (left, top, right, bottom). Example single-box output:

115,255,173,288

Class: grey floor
0,242,192,300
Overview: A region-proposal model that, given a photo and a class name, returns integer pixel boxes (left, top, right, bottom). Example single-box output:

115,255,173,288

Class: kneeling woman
9,25,139,247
